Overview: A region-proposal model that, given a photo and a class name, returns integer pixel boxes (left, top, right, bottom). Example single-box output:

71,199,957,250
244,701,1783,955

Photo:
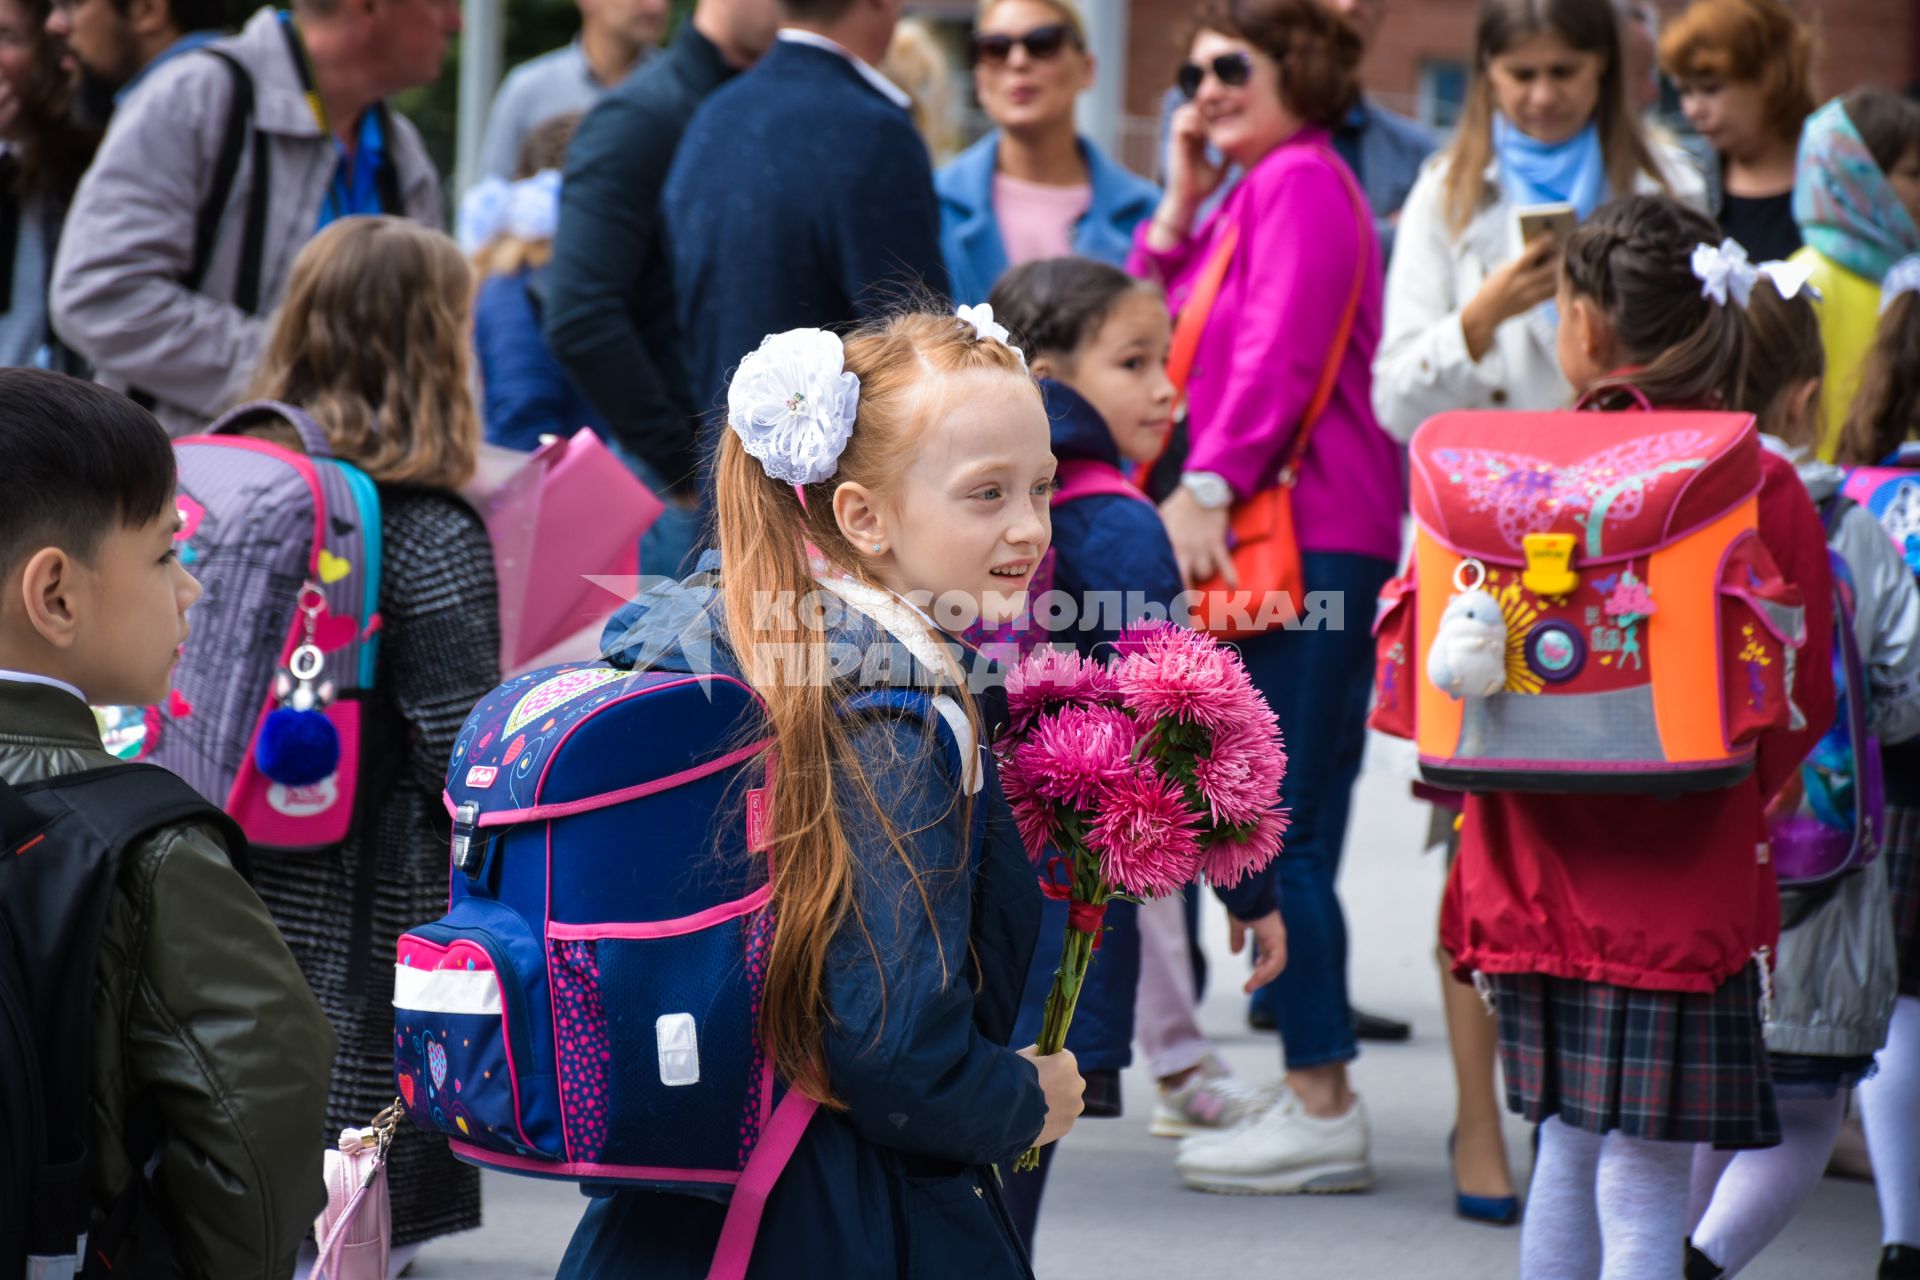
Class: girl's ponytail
1562,195,1750,413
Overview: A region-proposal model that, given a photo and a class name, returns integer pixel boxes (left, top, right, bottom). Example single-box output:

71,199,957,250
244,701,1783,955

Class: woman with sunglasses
935,0,1158,305
1371,0,1705,443
1129,0,1403,1200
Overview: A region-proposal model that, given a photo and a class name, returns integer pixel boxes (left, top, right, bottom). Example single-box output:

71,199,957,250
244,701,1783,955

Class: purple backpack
103,401,383,852
1769,541,1885,886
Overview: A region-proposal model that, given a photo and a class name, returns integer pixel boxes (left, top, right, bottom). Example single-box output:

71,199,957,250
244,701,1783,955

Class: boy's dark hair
0,371,177,580
1562,194,1750,411
1738,280,1824,447
1844,89,1920,175
988,257,1159,362
1840,291,1920,466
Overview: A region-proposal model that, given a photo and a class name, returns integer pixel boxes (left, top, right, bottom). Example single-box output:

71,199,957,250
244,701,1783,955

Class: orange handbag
1159,157,1372,639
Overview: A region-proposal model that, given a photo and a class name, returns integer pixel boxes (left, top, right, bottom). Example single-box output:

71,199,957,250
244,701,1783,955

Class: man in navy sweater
662,0,949,455
546,0,779,575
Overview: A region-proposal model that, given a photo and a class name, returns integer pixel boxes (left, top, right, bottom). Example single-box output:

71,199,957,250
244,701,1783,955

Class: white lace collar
813,576,983,794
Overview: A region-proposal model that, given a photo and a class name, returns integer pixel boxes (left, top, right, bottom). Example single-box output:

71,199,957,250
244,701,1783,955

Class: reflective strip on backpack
392,963,503,1016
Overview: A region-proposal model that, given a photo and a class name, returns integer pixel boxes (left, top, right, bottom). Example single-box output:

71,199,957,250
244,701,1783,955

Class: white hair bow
955,303,1026,368
456,170,563,255
1882,255,1920,314
1692,239,1822,308
726,329,861,486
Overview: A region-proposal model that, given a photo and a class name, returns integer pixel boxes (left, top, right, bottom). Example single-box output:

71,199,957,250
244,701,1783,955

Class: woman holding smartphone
1372,0,1705,441
1367,0,1705,1228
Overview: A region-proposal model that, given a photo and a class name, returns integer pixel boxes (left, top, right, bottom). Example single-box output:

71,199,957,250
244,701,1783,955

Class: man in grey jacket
49,0,451,435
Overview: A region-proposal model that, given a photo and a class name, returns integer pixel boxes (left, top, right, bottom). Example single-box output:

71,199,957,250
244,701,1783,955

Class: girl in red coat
1440,195,1837,1280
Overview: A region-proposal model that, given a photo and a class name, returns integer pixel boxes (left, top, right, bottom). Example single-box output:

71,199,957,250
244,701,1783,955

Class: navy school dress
558,566,1048,1279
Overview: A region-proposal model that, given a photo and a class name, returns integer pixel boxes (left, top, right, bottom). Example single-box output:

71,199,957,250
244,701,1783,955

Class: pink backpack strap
1053,458,1151,507
706,1090,821,1280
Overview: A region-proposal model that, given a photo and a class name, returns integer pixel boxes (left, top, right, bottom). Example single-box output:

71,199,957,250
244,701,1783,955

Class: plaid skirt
1492,967,1780,1148
1886,800,1920,997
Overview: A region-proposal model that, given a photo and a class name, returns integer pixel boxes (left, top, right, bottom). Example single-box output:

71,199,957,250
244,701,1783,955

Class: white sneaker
1174,1092,1372,1194
1149,1070,1277,1138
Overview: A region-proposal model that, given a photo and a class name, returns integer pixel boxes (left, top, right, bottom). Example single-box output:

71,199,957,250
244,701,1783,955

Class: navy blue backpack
394,652,983,1279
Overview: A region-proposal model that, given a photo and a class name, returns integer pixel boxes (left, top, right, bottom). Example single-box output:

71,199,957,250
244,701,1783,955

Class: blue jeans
1239,552,1395,1071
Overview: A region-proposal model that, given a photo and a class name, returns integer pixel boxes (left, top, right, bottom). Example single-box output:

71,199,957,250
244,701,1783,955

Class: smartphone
1516,202,1578,246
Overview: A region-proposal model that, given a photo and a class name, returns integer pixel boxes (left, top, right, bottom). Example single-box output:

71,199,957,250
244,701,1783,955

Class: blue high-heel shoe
1449,1131,1521,1227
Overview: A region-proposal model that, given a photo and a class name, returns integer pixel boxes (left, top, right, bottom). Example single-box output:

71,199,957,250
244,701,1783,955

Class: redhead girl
559,309,1087,1279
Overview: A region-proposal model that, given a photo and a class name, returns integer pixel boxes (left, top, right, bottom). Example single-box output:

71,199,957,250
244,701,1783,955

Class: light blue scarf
1493,117,1608,221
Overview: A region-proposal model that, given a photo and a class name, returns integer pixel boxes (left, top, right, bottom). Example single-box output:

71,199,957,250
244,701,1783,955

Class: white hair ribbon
1882,255,1920,314
955,303,1027,368
1758,257,1821,304
1693,239,1823,308
456,169,563,255
1692,238,1759,308
726,329,861,487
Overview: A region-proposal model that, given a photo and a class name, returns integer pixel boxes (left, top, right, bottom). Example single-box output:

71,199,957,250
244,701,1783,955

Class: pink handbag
466,430,667,674
308,1102,402,1280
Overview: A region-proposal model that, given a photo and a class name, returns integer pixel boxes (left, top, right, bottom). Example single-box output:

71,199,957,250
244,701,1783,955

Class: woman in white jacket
1371,0,1707,1227
1372,0,1706,442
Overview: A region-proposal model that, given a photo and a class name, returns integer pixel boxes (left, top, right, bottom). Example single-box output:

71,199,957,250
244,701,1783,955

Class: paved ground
405,738,1884,1278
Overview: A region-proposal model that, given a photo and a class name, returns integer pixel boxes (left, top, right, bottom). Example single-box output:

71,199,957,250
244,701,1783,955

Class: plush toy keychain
1427,559,1509,700
256,587,342,786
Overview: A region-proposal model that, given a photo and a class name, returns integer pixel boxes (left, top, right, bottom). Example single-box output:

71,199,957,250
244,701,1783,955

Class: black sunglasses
1177,52,1254,98
971,23,1077,66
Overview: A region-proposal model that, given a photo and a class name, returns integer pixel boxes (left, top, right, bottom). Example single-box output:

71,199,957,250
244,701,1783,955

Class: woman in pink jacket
1129,0,1403,1197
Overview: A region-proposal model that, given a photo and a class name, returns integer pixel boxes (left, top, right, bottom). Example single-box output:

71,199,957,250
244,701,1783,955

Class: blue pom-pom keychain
257,705,340,786
255,631,341,786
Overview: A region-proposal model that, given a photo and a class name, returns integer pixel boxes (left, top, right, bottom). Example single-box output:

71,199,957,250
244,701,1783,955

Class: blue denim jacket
936,132,1160,305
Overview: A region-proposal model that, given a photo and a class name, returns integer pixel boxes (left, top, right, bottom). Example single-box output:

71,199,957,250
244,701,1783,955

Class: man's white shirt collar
777,29,913,111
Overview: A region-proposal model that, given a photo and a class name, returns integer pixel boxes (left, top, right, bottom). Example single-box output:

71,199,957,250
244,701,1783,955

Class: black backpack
0,764,247,1277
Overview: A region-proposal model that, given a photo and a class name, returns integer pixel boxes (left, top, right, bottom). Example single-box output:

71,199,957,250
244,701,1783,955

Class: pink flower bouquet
997,624,1288,1170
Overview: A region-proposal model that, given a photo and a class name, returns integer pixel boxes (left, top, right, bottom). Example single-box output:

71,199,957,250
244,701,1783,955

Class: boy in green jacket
0,369,335,1276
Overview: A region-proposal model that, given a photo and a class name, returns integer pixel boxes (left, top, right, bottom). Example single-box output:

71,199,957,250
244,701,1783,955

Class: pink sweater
1128,127,1404,562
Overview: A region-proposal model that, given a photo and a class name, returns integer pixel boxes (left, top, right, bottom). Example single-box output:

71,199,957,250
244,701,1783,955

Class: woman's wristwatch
1179,471,1233,510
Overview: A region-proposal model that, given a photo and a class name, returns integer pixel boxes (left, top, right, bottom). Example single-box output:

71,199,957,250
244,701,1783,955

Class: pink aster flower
997,749,1061,863
1191,721,1289,826
1005,645,1118,735
1202,809,1290,890
1087,768,1203,898
1113,623,1266,734
1015,703,1140,811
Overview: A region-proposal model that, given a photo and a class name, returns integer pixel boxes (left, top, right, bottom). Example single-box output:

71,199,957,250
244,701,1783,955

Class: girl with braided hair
1440,193,1837,1280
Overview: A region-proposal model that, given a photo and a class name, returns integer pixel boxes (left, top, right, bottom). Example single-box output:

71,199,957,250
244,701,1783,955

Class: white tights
1685,1091,1847,1275
1521,1116,1694,1280
1863,995,1920,1247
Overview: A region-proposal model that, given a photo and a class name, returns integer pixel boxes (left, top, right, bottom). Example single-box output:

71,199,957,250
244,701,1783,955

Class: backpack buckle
450,802,483,877
1521,533,1579,597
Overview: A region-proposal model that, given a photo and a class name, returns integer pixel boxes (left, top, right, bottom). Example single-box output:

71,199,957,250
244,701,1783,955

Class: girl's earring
871,543,884,554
